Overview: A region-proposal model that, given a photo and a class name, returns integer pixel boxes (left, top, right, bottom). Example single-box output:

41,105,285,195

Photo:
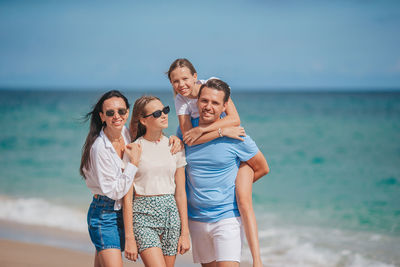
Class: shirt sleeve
175,94,190,116
235,135,259,162
175,149,187,168
90,144,138,200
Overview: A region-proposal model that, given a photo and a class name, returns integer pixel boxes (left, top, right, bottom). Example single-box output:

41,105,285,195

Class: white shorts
188,217,243,264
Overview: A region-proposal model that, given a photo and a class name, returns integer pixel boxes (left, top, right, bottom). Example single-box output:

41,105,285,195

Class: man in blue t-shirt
184,79,269,266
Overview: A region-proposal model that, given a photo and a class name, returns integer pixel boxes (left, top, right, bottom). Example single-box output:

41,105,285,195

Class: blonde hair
129,95,160,141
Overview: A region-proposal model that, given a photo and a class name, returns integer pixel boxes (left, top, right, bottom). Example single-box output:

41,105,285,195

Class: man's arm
245,151,269,182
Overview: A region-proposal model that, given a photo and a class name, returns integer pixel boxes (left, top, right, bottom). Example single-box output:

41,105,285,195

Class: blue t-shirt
182,117,259,223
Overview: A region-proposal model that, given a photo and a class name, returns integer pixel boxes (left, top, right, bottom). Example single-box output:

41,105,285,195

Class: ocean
0,90,399,266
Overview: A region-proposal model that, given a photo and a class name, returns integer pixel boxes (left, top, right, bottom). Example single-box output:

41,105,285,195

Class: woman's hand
125,143,141,166
177,234,190,255
169,136,184,154
182,127,204,146
221,127,246,141
124,236,138,261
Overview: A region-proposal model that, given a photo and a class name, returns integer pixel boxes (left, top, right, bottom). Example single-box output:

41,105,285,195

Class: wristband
218,128,223,137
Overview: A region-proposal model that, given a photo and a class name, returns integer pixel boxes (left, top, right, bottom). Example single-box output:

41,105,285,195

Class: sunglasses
104,108,128,117
143,106,170,118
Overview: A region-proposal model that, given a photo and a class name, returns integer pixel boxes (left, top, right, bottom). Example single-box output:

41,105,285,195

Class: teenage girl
122,96,190,267
167,59,264,267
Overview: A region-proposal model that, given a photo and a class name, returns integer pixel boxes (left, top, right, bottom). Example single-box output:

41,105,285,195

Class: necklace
143,135,162,144
105,131,125,158
104,129,123,143
110,135,123,143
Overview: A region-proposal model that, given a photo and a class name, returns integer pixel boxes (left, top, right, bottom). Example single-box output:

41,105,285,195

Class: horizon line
1,86,400,93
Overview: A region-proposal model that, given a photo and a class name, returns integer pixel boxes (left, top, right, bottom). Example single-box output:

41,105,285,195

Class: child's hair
129,95,161,141
166,58,197,81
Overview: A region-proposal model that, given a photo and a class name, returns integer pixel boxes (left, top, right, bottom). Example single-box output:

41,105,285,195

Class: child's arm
187,126,246,146
122,184,138,261
178,114,194,136
182,97,241,145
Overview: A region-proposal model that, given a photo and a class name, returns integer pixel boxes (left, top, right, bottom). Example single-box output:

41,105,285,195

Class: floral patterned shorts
133,194,181,256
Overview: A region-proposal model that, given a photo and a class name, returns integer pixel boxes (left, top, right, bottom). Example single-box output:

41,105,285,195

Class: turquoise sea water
0,90,399,266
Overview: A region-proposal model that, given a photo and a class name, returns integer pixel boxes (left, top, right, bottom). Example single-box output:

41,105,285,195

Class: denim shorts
87,195,125,252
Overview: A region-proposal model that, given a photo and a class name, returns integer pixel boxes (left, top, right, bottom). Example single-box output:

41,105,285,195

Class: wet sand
0,220,197,267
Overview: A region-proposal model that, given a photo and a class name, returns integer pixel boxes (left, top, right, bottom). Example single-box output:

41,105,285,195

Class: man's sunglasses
104,108,128,117
143,106,170,118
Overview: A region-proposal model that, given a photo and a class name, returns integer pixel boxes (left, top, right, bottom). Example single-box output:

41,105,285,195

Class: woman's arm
183,97,241,145
168,135,184,154
174,167,190,255
122,184,138,261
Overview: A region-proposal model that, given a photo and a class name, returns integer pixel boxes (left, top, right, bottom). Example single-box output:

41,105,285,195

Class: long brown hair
129,95,160,141
80,90,130,179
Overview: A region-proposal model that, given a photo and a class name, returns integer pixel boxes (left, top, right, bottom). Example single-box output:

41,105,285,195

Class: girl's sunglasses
143,106,170,118
104,108,128,117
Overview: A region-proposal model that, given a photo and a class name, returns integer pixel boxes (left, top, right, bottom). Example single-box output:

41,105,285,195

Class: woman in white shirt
122,96,190,267
80,90,142,267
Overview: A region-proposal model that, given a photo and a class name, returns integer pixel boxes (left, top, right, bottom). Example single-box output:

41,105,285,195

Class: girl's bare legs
94,252,101,267
236,163,262,267
140,247,167,267
164,255,177,267
96,249,123,267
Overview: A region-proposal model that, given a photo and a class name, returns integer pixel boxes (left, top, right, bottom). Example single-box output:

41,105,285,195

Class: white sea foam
0,196,87,233
240,213,400,267
0,196,398,266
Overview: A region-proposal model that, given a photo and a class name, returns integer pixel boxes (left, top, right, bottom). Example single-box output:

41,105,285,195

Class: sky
1,0,400,90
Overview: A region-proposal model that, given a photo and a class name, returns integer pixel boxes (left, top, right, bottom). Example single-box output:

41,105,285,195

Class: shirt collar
99,128,113,151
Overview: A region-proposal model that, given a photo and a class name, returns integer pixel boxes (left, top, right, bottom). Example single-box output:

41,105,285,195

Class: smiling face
197,87,227,125
169,67,198,97
99,96,129,131
140,99,169,131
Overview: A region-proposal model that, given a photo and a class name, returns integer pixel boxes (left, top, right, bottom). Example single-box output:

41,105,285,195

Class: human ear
222,102,228,113
139,117,147,127
99,112,106,123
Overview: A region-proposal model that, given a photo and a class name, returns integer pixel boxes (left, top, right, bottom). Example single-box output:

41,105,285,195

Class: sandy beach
0,220,254,266
0,220,198,267
0,239,99,267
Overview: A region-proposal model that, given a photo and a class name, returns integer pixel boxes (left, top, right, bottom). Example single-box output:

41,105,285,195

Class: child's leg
236,162,262,267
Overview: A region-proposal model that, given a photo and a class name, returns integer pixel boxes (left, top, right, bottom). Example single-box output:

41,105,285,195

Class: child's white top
174,78,217,119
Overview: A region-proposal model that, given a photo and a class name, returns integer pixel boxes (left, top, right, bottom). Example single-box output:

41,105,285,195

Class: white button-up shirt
84,126,137,210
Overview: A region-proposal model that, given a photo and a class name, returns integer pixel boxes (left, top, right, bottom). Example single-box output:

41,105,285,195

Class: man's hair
198,79,230,103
